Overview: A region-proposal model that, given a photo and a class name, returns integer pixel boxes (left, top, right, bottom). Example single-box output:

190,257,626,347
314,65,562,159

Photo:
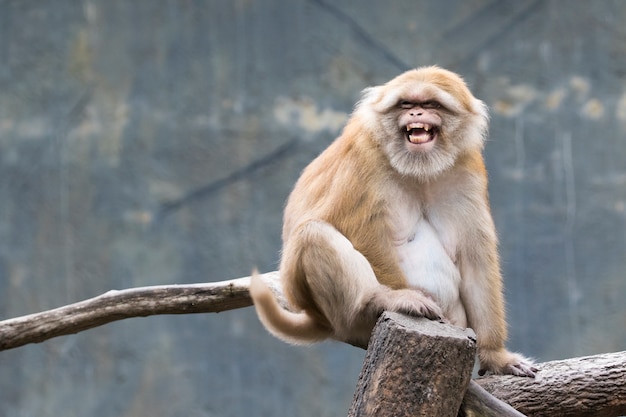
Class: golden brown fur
250,66,536,376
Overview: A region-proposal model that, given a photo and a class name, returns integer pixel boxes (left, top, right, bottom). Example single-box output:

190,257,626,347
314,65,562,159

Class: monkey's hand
367,287,444,321
478,349,538,377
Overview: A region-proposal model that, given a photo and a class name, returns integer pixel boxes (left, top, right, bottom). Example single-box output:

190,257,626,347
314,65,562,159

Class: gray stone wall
1,1,625,416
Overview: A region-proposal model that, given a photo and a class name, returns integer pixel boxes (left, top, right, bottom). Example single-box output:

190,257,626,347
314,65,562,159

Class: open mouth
406,122,437,145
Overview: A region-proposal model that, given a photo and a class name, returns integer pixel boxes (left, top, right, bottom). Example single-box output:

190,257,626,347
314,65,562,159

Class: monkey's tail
249,272,331,345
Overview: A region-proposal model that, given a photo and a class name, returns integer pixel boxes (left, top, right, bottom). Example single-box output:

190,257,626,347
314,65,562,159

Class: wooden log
348,312,477,417
475,351,626,417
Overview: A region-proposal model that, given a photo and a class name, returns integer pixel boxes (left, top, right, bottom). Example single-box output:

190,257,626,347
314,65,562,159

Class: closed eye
421,101,442,109
398,100,443,110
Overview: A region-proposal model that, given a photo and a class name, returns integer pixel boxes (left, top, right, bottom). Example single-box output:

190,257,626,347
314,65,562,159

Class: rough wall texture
1,1,625,416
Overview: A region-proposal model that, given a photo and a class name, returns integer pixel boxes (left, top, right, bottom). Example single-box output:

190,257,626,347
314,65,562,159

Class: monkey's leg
460,261,537,377
292,220,443,346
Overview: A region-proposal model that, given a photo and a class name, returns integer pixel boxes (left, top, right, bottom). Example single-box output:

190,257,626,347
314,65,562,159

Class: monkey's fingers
478,356,538,378
504,362,537,378
418,300,444,321
388,288,444,321
510,354,539,378
513,361,539,377
415,292,444,321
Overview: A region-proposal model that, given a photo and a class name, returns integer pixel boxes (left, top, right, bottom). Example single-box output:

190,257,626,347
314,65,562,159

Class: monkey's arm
459,213,536,377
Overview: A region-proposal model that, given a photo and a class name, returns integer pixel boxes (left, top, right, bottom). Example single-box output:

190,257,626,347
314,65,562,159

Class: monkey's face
357,66,488,180
398,100,443,153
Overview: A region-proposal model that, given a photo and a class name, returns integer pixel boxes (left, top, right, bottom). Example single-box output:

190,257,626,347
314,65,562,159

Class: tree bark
475,351,626,417
348,312,477,417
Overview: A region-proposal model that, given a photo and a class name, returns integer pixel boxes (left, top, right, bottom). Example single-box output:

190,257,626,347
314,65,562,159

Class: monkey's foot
479,349,538,378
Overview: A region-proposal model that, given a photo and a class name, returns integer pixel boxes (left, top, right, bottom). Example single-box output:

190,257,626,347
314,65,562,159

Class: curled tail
249,272,331,344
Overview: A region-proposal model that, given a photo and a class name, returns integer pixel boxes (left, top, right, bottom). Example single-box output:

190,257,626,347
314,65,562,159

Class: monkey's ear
356,86,385,111
473,98,490,122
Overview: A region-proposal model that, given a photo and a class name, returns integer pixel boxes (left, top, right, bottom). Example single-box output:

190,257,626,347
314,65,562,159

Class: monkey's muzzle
406,122,438,145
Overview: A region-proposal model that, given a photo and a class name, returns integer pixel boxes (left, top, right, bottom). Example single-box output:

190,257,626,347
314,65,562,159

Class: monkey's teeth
409,134,431,144
408,132,433,144
406,122,432,132
406,123,434,144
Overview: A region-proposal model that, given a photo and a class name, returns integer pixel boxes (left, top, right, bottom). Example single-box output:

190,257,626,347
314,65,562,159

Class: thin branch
461,381,526,417
0,271,284,352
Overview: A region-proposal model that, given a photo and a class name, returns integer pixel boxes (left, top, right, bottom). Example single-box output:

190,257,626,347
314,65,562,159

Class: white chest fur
388,184,468,326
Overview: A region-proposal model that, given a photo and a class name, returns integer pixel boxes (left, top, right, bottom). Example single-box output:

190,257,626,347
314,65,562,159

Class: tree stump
348,312,477,417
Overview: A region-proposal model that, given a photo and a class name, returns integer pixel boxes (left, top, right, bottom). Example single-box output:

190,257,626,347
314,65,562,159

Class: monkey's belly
395,221,467,326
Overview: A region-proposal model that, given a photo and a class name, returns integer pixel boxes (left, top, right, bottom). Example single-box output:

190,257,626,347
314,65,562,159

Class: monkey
250,66,537,377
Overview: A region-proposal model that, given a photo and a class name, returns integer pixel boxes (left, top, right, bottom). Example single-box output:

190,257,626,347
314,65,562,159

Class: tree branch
476,351,626,417
0,271,284,352
460,381,526,417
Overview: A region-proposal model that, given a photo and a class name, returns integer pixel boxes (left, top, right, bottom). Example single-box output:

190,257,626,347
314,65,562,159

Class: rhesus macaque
250,66,536,377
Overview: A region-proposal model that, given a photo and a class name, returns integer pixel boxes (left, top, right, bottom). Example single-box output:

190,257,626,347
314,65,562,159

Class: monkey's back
282,116,409,290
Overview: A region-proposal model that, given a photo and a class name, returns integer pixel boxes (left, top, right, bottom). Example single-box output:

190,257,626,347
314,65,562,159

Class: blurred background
1,1,626,416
